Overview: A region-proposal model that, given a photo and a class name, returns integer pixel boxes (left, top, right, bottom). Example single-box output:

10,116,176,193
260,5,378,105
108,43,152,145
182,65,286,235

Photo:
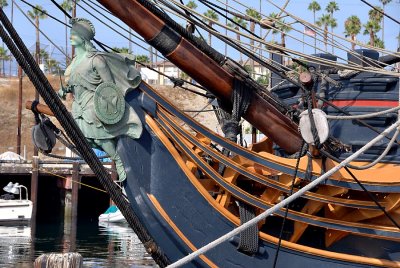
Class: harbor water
0,217,157,267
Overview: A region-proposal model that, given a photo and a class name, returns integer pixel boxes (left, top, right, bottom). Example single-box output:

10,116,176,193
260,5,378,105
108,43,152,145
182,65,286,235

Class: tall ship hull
118,81,400,267
1,0,400,267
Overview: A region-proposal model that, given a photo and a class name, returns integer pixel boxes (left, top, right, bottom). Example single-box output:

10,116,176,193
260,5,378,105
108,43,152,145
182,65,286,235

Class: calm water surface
0,219,157,268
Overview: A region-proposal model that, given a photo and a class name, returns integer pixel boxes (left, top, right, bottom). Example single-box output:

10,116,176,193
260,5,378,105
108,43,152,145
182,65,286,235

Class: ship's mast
98,0,303,154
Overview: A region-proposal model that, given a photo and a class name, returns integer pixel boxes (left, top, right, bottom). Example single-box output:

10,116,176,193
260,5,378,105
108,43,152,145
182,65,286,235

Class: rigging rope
167,0,398,76
273,141,306,268
344,166,400,230
264,0,400,59
326,106,400,120
360,0,400,25
212,0,385,69
13,0,68,59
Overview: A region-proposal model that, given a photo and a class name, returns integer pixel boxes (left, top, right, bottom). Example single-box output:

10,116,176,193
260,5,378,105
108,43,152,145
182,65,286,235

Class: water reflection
95,221,156,267
0,221,156,267
0,224,31,267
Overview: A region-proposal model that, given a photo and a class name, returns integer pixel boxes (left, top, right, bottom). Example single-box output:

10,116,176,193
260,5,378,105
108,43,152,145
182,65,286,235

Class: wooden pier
0,158,117,223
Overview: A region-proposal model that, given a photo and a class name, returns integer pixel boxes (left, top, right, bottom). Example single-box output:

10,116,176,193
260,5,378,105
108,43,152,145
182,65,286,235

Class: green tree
275,19,291,48
0,47,10,76
27,5,48,63
363,19,381,47
135,54,150,63
268,12,279,42
245,8,261,76
316,14,336,52
203,9,219,46
112,47,130,53
39,48,49,64
45,58,60,74
326,1,339,15
180,71,189,81
344,15,361,50
379,0,392,41
245,8,261,51
0,0,8,8
185,1,197,34
227,16,247,63
60,1,73,66
270,12,291,48
368,6,384,23
186,0,197,10
308,1,321,53
326,1,339,52
373,36,385,48
256,75,269,86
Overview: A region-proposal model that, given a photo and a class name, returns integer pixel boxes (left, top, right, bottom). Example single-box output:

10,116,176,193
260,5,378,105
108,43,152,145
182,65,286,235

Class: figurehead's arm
93,54,114,84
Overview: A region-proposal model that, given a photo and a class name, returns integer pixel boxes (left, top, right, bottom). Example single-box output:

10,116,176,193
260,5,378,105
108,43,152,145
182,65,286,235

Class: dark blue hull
115,87,396,267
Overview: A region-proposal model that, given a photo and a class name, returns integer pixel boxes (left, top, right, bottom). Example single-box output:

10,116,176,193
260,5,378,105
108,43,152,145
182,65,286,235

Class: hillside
0,76,219,160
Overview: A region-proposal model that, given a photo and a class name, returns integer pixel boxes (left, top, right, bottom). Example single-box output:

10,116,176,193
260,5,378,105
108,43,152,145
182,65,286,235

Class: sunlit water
0,220,157,267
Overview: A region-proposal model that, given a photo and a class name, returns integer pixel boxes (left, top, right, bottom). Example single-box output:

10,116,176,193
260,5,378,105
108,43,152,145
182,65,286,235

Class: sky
2,0,400,73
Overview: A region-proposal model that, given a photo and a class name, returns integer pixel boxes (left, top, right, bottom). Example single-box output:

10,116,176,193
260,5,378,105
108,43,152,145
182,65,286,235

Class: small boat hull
98,205,126,223
0,200,32,222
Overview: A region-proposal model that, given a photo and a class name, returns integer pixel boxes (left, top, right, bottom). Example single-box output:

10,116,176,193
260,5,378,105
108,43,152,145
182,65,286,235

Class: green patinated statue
59,18,142,181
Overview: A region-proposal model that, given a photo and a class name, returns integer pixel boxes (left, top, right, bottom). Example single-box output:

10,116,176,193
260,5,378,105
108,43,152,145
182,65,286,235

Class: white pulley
299,109,329,145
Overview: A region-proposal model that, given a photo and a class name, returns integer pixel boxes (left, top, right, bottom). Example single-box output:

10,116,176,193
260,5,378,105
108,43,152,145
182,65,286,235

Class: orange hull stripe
147,194,218,268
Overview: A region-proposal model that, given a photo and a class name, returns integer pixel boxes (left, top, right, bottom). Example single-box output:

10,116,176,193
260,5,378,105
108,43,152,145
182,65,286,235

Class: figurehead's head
70,18,95,41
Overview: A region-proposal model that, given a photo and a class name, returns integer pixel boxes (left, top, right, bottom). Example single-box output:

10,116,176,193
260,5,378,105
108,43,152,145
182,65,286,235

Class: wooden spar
26,100,54,116
98,0,303,154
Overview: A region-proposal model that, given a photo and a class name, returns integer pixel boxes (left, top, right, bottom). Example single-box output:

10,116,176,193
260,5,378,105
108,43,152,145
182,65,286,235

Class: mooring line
39,168,108,193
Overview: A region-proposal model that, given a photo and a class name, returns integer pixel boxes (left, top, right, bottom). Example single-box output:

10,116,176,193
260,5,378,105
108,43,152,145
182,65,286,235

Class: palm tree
112,47,130,53
326,1,339,15
379,0,392,41
227,16,247,63
326,1,339,52
368,6,384,23
274,18,292,48
135,54,150,63
363,19,381,47
344,15,361,50
45,58,60,74
308,1,321,53
185,1,197,34
186,0,197,10
373,36,385,48
27,5,48,63
203,9,219,46
245,8,261,75
61,0,73,66
39,48,49,64
268,12,279,42
316,14,336,52
245,8,261,51
0,47,10,76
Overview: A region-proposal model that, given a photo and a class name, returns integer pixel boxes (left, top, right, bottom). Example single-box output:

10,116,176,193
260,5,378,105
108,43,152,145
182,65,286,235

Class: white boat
0,182,32,222
98,205,125,223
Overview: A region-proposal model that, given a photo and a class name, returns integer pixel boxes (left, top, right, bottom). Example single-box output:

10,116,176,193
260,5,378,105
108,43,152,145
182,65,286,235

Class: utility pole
9,1,13,77
225,0,227,57
17,66,22,155
71,0,76,59
34,15,40,157
129,28,132,54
